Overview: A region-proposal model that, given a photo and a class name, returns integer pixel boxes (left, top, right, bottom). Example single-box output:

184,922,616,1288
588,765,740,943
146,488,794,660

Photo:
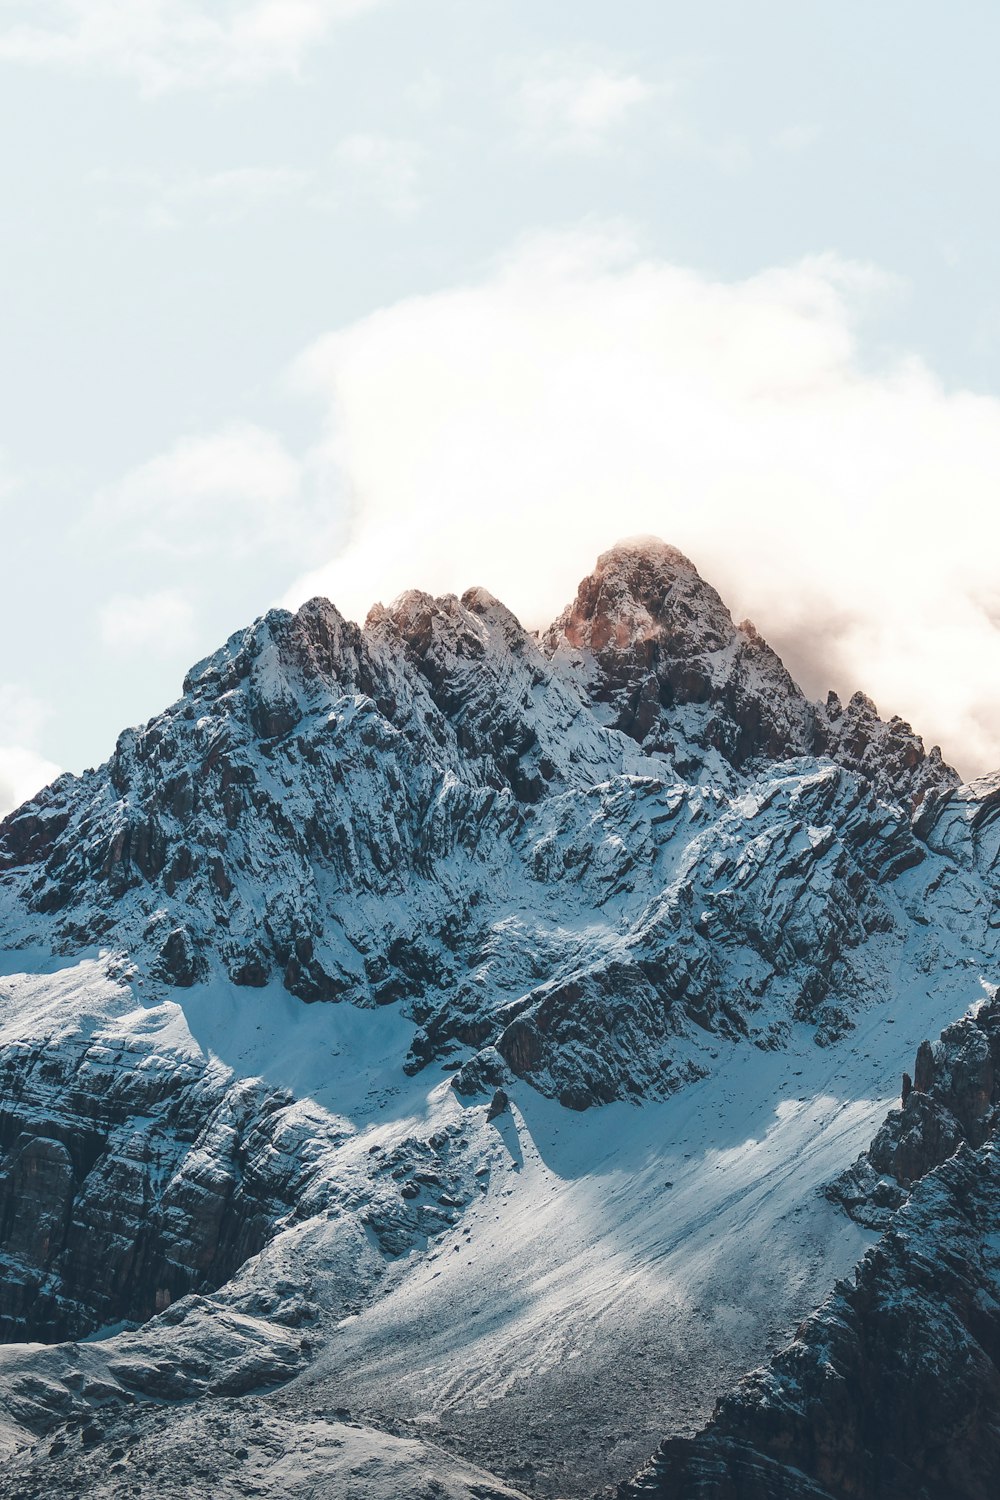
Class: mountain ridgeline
0,539,966,1106
0,538,997,1500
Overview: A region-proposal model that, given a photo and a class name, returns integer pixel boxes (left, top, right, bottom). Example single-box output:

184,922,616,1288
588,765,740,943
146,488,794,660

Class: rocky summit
0,538,996,1498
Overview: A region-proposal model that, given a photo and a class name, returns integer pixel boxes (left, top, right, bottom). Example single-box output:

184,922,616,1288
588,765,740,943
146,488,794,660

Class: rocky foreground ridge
0,538,997,1497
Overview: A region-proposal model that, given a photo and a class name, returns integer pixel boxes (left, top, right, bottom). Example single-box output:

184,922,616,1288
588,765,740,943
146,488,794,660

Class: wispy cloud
511,53,751,170
334,133,423,218
90,164,314,230
93,145,423,229
94,422,305,557
772,122,820,153
514,57,654,153
0,0,386,94
153,166,313,228
98,590,197,654
0,685,50,749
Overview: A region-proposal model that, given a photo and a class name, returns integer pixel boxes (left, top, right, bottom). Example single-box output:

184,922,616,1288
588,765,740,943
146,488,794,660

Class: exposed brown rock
542,538,816,770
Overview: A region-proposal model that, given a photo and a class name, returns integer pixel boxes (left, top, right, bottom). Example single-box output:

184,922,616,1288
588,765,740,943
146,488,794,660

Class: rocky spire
544,538,715,657
541,537,816,772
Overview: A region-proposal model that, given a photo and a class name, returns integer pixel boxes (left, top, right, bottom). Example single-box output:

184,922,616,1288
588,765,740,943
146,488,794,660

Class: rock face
815,687,955,815
830,994,1000,1228
0,961,491,1346
542,540,957,809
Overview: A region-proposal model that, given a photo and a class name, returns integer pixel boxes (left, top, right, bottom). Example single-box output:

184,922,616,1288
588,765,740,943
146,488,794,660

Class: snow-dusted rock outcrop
830,989,1000,1227
0,1400,530,1500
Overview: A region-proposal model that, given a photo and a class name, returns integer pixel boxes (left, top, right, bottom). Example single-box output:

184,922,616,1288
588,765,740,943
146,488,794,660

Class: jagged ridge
0,541,967,1112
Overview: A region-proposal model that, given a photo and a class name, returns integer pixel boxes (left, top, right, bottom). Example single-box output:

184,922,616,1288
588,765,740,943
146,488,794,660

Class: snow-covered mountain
0,538,996,1498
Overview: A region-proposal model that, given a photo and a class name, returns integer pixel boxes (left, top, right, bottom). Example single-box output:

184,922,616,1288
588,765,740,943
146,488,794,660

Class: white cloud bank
0,687,61,819
282,226,1000,779
0,0,384,93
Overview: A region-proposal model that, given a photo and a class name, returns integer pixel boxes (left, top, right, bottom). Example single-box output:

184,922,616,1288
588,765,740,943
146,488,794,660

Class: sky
2,1,1000,813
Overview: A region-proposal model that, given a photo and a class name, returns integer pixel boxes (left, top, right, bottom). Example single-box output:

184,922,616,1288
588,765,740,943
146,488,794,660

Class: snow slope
0,938,990,1494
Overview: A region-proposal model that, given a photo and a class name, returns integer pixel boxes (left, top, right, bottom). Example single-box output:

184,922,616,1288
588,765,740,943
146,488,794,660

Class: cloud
0,687,61,819
404,68,443,112
514,58,654,152
334,134,422,218
100,165,315,231
0,747,63,819
0,686,50,749
0,0,385,94
94,422,307,558
281,225,1000,780
0,453,19,505
0,748,62,819
772,123,820,153
98,590,197,654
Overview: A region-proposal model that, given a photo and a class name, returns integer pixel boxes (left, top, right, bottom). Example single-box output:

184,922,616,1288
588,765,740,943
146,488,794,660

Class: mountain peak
541,535,814,770
598,534,697,568
550,536,704,654
593,534,699,578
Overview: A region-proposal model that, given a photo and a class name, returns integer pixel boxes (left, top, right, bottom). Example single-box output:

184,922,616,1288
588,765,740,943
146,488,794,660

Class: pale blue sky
2,1,1000,809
